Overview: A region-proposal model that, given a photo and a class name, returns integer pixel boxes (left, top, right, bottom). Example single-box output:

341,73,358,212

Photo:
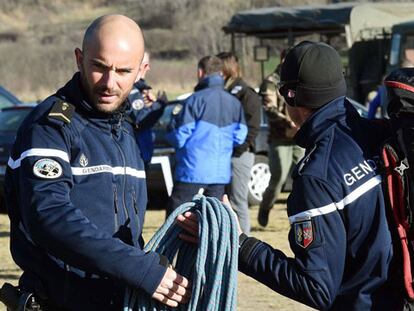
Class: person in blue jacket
178,41,402,310
165,55,247,215
5,15,190,310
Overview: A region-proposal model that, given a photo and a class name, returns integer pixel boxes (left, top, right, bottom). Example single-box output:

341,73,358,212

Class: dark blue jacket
5,73,167,310
166,73,247,184
128,79,165,163
239,97,397,310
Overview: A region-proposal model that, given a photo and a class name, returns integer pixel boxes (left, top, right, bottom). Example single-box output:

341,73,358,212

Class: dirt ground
0,193,314,310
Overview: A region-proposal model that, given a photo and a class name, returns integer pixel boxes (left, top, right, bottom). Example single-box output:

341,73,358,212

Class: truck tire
248,154,270,206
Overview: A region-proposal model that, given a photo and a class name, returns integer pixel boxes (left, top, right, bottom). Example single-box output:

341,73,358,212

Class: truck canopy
224,2,414,43
223,3,354,38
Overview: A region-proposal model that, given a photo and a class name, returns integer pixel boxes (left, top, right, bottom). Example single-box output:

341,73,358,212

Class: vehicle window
0,94,16,109
0,109,32,131
400,34,414,67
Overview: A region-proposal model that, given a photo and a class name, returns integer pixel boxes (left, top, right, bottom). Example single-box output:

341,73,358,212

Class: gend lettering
344,159,376,186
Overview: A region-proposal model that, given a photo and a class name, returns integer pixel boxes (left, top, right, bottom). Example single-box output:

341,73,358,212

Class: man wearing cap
235,41,401,309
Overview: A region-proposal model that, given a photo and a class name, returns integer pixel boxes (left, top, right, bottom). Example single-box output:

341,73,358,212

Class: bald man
5,15,190,310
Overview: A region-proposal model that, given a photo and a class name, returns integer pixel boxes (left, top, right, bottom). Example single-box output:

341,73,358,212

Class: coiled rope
124,195,239,311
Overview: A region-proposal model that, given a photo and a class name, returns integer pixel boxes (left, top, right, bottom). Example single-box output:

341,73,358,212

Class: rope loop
124,195,239,311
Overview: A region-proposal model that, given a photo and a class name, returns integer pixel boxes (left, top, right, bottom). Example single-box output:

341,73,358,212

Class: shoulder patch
230,85,243,95
294,219,314,249
33,158,63,179
172,104,183,115
48,100,75,124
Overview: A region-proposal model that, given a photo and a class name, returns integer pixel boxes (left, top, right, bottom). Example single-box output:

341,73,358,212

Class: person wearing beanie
179,42,400,309
236,41,401,309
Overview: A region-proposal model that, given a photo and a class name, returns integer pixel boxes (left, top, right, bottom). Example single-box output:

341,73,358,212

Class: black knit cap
279,41,346,108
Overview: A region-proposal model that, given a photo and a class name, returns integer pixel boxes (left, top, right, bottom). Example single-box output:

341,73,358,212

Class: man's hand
176,211,198,244
222,194,242,235
152,267,191,307
142,89,156,107
176,194,243,243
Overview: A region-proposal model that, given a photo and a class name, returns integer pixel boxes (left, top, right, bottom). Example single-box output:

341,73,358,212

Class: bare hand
176,211,199,244
142,89,156,106
152,267,191,307
222,194,242,235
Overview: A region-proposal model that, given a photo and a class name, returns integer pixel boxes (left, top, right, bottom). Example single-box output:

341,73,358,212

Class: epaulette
48,99,75,124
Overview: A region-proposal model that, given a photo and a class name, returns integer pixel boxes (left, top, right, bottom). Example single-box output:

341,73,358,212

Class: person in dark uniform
5,15,190,310
216,51,261,235
179,41,401,310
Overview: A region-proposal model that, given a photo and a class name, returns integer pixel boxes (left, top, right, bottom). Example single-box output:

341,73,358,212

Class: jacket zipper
111,116,130,223
132,189,141,239
113,186,119,231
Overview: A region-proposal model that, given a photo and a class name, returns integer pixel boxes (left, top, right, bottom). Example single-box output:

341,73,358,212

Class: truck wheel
248,154,270,206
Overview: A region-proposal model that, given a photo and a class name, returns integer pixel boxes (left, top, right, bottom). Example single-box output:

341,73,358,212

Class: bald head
76,15,146,114
82,15,145,64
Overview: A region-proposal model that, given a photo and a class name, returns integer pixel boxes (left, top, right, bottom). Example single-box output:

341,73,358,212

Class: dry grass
0,193,314,310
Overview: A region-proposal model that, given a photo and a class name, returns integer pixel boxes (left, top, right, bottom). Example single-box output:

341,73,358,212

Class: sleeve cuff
239,234,261,266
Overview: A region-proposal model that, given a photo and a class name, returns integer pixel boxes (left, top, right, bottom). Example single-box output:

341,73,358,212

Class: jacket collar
194,73,224,91
55,72,131,132
295,97,359,149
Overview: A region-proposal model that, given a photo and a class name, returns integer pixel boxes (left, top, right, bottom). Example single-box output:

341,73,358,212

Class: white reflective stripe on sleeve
288,175,382,224
71,165,146,179
8,148,70,169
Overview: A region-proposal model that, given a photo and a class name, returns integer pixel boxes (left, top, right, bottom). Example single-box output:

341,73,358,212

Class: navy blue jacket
239,98,397,310
5,73,167,310
166,73,247,184
128,79,165,163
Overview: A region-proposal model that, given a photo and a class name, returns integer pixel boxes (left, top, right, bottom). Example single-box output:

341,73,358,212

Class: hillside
0,0,330,101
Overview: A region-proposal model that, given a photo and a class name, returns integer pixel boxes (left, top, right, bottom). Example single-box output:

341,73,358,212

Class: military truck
224,2,414,104
223,2,414,205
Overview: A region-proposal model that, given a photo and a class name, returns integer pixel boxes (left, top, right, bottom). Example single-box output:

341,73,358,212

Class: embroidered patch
79,153,88,167
231,85,242,95
172,104,183,115
131,98,144,111
294,220,314,249
33,158,63,179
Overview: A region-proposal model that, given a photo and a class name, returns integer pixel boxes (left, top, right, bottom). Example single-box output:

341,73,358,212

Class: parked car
0,103,36,212
0,85,21,109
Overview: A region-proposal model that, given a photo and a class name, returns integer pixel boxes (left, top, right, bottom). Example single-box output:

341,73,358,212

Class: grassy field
0,193,314,310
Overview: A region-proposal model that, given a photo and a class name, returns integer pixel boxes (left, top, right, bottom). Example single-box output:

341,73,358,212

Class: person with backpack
179,41,402,310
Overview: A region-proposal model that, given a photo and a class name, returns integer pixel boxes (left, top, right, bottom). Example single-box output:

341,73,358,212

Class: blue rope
124,195,239,311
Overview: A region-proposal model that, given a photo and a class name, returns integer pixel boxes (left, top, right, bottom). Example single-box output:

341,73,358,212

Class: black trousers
165,182,226,218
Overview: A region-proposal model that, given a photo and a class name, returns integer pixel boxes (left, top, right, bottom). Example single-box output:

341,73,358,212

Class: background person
129,51,168,165
257,49,304,227
5,15,190,310
165,55,247,216
216,51,261,234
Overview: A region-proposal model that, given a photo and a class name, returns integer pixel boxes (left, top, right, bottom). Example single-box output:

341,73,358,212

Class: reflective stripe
8,148,70,169
71,165,146,179
289,175,382,224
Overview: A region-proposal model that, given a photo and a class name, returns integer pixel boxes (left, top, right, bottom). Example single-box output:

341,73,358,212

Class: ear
75,48,83,71
197,68,204,80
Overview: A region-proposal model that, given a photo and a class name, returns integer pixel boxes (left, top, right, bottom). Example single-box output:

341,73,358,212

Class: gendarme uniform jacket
239,97,398,310
5,73,167,310
224,77,261,157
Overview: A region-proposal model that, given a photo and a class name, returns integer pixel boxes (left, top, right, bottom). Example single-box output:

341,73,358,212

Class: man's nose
102,69,116,90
